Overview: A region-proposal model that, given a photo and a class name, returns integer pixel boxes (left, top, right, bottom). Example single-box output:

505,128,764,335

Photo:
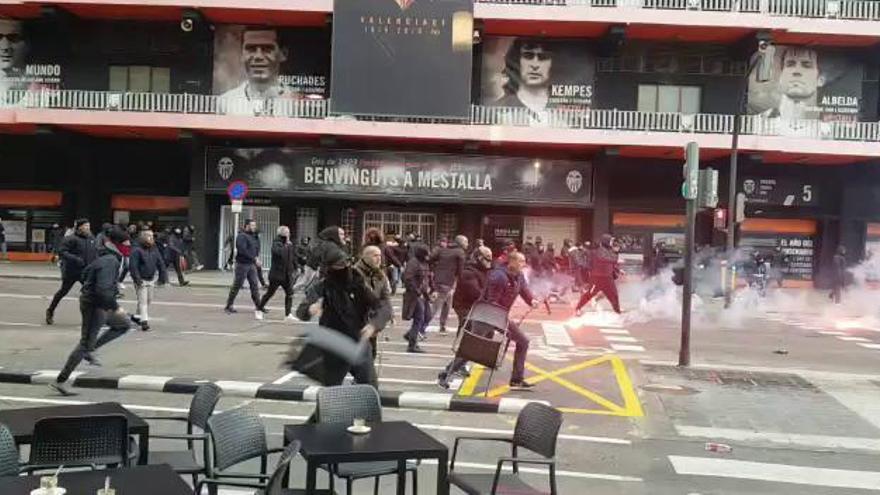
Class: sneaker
224,307,237,315
418,333,428,342
49,382,77,396
255,310,264,321
140,321,150,332
509,381,535,391
180,281,191,287
437,374,450,390
453,368,470,378
285,314,297,322
118,282,126,290
194,264,204,271
262,307,270,314
45,309,54,325
407,345,425,354
83,353,101,367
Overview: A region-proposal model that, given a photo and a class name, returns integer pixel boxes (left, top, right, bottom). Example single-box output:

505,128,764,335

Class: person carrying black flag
258,225,299,320
46,219,97,325
51,227,134,396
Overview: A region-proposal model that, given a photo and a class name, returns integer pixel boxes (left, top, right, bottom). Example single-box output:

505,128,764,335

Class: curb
0,370,549,415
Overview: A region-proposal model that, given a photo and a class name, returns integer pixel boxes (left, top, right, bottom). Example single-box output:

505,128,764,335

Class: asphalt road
1,277,879,494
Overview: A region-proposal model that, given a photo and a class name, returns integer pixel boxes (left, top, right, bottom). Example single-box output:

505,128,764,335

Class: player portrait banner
0,18,63,93
330,0,474,119
212,25,330,115
747,46,863,136
205,147,592,207
479,36,595,113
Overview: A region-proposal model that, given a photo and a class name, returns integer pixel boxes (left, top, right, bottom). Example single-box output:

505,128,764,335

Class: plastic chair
453,301,511,396
144,383,222,486
0,423,21,477
316,385,418,495
449,403,563,494
27,414,130,472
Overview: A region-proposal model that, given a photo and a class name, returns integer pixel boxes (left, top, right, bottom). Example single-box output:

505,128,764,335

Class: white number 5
802,185,813,203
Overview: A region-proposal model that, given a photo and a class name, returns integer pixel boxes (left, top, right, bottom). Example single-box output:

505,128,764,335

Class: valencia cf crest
217,157,235,181
566,170,583,194
394,0,416,10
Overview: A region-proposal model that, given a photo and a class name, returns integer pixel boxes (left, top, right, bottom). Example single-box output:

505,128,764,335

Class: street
1,272,880,494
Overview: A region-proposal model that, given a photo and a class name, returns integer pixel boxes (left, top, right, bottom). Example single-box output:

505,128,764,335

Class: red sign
227,180,249,201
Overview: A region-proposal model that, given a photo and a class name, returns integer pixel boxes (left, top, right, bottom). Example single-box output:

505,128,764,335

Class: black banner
482,215,524,254
740,176,818,207
205,148,592,207
330,0,474,119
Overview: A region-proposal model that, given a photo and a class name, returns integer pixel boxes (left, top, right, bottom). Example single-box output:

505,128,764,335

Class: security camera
180,18,194,32
180,8,203,33
757,39,769,51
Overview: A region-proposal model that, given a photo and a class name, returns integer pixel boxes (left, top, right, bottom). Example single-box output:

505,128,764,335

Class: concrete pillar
186,136,212,267
591,153,612,242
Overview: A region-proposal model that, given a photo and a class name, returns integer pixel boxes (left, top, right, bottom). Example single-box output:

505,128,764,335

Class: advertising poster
330,0,474,119
213,25,330,115
0,18,62,93
480,36,595,117
747,46,863,136
741,176,818,207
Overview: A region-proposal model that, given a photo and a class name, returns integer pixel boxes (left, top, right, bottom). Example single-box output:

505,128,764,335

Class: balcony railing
3,89,879,144
476,0,880,21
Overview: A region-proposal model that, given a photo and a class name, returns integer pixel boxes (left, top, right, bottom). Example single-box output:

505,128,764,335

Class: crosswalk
761,311,880,353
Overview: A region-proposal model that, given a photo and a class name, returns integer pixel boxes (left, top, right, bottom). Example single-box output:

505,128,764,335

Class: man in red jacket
575,234,622,315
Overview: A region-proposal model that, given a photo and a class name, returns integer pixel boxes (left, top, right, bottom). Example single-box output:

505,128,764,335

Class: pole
233,211,240,264
724,97,743,309
679,185,697,366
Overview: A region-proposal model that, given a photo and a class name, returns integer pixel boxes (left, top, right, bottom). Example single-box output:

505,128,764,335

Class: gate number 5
802,185,813,203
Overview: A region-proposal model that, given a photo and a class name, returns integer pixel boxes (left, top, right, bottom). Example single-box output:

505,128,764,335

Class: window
108,66,171,93
637,84,701,113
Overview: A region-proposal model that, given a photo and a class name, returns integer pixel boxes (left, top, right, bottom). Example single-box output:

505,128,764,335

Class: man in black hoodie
430,234,467,333
167,227,190,286
307,226,346,273
224,219,264,319
51,227,133,396
46,219,97,325
129,230,168,331
258,225,298,319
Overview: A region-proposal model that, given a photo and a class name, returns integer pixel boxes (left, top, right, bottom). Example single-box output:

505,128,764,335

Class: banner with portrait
746,46,863,136
0,18,63,94
212,25,330,115
479,37,595,113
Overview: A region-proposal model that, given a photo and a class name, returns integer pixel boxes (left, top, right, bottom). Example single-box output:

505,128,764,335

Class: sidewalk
0,261,231,288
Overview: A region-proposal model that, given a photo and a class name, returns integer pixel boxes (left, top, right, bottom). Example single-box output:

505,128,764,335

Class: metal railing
476,0,880,21
4,89,879,144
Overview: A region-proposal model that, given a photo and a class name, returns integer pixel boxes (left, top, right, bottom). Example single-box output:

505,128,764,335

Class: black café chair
0,423,22,476
449,402,563,495
316,385,418,495
26,414,130,473
143,382,222,486
197,404,287,493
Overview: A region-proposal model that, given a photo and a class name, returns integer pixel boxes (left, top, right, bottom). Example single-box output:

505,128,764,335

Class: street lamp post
724,40,775,308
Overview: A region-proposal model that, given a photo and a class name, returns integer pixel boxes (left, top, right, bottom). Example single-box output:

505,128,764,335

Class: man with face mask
438,246,493,389
224,219,264,319
129,230,167,331
46,219,97,325
258,225,298,320
575,234,621,315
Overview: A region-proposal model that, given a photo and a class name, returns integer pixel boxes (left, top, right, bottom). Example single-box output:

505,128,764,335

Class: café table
0,402,150,465
284,420,449,495
0,463,190,494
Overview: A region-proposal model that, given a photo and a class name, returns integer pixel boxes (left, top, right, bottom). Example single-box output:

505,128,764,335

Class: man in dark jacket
402,244,432,353
296,249,391,388
307,226,346,271
166,227,189,286
576,234,621,314
46,219,97,325
225,219,263,319
51,228,133,396
353,245,393,364
437,246,493,389
430,234,468,333
129,230,168,331
383,236,403,295
830,245,847,304
485,251,539,390
258,226,298,319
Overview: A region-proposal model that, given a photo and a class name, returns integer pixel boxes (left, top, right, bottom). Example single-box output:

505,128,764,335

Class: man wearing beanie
51,227,134,396
46,219,97,325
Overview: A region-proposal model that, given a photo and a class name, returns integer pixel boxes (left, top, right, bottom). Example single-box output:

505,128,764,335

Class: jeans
226,262,261,310
505,321,530,383
57,301,130,383
441,309,470,379
432,283,453,330
135,280,155,321
406,297,430,348
259,279,294,316
170,256,187,285
387,265,400,295
47,277,79,315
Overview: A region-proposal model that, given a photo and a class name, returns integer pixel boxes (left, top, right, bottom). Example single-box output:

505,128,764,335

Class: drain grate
643,365,817,390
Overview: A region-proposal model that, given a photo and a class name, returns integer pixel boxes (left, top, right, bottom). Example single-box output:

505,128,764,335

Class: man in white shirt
220,27,292,116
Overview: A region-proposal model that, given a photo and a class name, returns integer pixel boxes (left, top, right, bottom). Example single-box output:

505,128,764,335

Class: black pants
259,279,294,315
576,276,621,313
441,309,469,379
322,341,379,389
226,263,261,310
57,301,130,383
256,265,268,287
47,277,80,315
169,257,186,285
830,284,842,304
118,257,129,283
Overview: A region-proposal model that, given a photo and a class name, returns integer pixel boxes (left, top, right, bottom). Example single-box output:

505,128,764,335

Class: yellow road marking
611,353,645,417
457,364,485,397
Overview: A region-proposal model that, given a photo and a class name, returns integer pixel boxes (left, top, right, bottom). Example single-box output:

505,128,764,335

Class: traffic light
681,142,699,200
698,168,719,208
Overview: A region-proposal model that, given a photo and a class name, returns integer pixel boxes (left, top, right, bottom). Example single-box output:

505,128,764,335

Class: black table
0,402,150,465
0,463,190,494
285,421,449,495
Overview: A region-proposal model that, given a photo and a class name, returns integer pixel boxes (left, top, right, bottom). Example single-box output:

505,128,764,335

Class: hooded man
129,229,168,331
258,225,299,319
51,227,133,396
46,219,97,325
166,227,189,286
402,243,432,353
830,245,847,304
429,234,468,333
438,245,493,389
575,234,621,314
